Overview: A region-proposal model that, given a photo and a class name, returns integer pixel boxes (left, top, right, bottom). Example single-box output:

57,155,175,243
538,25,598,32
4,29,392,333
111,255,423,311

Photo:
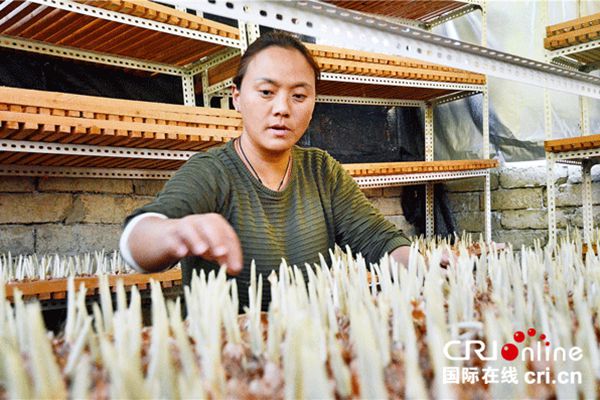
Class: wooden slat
544,13,600,56
317,80,453,100
3,4,54,36
208,44,486,89
0,0,239,66
0,87,242,126
544,23,600,50
343,159,499,176
546,12,600,37
0,111,239,144
544,134,600,153
326,1,467,23
0,2,41,32
314,55,482,83
0,87,243,170
308,43,485,83
4,268,182,300
0,151,187,169
85,0,238,39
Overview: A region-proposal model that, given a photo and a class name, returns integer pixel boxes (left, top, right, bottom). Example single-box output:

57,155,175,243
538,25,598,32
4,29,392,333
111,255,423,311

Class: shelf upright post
582,159,594,245
580,96,590,135
482,85,492,243
546,151,557,248
481,0,488,48
181,71,196,106
544,88,558,247
473,0,492,243
175,5,196,106
579,87,593,244
201,70,212,107
542,0,557,248
576,0,594,245
425,102,435,237
238,21,249,52
246,23,261,45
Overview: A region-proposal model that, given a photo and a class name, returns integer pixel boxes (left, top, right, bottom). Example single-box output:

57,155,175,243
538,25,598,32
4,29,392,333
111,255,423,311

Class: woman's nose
272,93,291,116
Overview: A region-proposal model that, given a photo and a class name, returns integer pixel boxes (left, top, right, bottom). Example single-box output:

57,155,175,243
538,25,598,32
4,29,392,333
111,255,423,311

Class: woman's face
232,46,316,155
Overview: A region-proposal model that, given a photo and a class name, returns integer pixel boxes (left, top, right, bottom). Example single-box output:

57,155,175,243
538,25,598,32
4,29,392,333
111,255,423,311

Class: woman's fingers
220,221,243,274
198,214,243,275
175,214,244,275
176,220,210,257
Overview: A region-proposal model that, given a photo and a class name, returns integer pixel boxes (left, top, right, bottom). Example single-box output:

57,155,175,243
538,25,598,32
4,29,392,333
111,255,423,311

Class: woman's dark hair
232,31,321,89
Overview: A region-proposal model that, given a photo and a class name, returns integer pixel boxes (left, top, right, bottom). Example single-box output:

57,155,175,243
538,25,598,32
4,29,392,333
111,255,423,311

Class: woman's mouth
268,125,291,136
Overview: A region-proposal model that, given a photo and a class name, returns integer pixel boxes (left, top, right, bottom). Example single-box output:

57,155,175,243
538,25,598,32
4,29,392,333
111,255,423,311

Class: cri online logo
443,328,583,362
501,328,547,361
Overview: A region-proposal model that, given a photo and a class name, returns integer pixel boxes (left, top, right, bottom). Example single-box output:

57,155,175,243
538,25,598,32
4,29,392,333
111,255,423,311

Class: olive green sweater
126,140,410,307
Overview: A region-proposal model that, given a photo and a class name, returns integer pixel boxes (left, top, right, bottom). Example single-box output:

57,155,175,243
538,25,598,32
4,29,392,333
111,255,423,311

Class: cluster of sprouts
0,236,598,398
0,251,132,281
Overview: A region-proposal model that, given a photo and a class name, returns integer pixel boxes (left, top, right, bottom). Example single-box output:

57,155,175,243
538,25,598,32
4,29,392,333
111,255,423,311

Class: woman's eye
293,94,307,100
260,90,273,96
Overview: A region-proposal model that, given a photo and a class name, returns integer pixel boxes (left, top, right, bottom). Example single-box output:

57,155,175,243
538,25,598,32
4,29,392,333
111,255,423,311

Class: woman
119,31,411,307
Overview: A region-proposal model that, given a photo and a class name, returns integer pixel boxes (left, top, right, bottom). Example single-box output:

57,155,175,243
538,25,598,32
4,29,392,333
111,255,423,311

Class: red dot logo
527,328,537,337
501,343,519,361
514,331,525,343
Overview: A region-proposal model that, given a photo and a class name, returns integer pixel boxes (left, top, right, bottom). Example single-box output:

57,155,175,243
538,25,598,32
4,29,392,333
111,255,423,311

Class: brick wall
362,187,417,238
0,177,163,255
0,164,597,255
446,163,600,247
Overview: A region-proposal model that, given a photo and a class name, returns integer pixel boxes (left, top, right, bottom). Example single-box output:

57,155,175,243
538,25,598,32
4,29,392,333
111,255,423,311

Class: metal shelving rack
543,9,600,247
545,135,600,246
181,0,600,243
2,0,599,241
0,0,246,179
325,0,484,32
199,1,494,240
544,11,600,73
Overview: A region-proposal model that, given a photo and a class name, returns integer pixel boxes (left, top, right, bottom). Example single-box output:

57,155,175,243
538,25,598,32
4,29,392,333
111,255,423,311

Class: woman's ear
231,84,240,112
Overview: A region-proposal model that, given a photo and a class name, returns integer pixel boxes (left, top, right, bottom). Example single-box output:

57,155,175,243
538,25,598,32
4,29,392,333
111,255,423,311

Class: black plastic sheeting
0,48,184,104
0,47,456,236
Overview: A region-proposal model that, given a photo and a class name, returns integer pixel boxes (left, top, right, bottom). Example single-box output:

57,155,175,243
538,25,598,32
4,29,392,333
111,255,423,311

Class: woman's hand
128,213,243,275
167,213,243,274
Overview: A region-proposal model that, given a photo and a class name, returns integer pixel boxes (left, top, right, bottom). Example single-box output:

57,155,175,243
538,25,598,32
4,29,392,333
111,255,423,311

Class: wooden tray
545,12,600,50
4,268,182,301
325,1,471,23
207,43,485,101
544,134,600,153
343,159,498,177
0,0,238,66
0,152,189,170
0,86,242,151
209,44,485,86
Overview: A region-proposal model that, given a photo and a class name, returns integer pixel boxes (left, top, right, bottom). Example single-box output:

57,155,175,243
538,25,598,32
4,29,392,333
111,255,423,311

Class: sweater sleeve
124,152,230,226
327,154,411,264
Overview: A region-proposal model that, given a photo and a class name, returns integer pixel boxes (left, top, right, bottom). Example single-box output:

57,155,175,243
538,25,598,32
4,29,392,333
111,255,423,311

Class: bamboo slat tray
0,86,242,150
325,1,471,23
207,43,485,101
544,13,600,67
307,43,485,84
0,0,238,66
0,152,188,170
4,268,182,301
544,134,600,153
343,159,498,177
545,12,600,50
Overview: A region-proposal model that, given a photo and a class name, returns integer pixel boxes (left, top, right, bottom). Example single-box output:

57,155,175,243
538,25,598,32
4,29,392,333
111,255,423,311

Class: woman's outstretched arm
124,213,243,275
